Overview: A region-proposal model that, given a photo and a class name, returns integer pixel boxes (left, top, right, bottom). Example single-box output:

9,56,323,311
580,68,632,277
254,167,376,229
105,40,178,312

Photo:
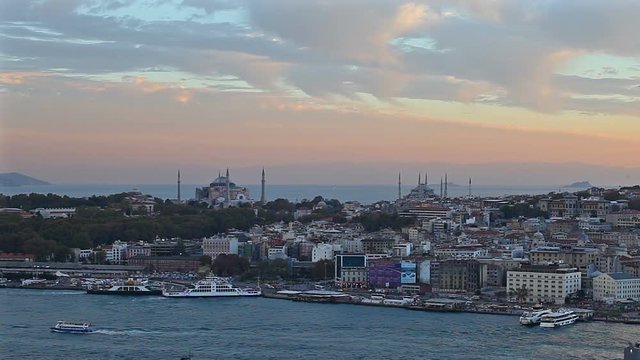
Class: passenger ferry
539,309,579,328
162,276,261,298
86,279,162,296
519,309,552,326
50,321,94,334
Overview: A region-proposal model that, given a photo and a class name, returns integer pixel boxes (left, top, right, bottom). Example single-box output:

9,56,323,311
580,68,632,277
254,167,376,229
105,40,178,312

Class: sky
0,0,639,186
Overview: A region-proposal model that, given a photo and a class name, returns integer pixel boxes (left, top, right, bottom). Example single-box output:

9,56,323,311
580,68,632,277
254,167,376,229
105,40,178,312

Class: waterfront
0,289,636,359
0,184,593,204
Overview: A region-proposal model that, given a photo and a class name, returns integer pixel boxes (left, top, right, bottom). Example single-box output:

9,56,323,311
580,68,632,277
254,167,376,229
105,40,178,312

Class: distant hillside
0,172,50,186
565,181,593,188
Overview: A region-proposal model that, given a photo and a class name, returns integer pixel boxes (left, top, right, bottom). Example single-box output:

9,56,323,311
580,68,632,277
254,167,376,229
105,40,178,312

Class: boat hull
86,289,162,296
540,317,578,328
163,292,262,298
50,328,94,334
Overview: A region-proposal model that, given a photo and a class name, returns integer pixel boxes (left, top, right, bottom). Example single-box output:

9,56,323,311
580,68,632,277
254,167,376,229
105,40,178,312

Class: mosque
195,169,254,208
404,172,436,201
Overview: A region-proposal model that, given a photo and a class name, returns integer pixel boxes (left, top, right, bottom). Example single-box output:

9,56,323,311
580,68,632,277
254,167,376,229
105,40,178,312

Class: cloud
246,0,433,65
0,0,638,126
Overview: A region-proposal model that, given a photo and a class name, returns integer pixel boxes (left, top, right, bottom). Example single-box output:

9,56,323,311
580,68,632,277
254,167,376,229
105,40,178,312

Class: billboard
401,260,416,284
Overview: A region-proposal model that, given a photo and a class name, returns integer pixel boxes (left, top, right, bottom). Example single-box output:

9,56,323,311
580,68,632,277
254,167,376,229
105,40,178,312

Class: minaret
398,172,402,200
177,170,181,203
260,168,266,205
418,172,421,185
225,168,231,204
424,171,428,187
444,173,448,199
468,177,472,198
440,177,443,198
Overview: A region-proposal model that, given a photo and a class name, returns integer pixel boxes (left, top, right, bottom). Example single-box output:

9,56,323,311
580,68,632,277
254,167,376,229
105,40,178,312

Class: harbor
1,287,635,360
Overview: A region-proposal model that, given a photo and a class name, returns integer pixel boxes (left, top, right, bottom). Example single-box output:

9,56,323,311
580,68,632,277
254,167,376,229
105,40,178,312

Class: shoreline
5,284,639,325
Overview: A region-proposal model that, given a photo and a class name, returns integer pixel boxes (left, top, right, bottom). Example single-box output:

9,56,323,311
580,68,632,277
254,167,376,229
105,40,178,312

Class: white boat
519,309,552,325
50,321,94,334
162,276,261,298
87,279,162,296
539,309,579,328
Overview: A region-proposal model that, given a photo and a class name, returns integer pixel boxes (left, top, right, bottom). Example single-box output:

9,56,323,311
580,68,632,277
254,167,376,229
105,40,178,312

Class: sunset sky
1,0,639,185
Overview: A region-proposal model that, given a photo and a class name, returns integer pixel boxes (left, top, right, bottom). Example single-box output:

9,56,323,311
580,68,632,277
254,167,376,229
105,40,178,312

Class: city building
32,208,76,219
128,256,200,272
433,245,488,259
528,246,600,270
311,243,334,263
593,272,640,303
436,259,487,293
104,241,128,264
202,236,239,259
361,238,395,254
195,169,251,207
606,210,640,228
335,254,367,288
507,265,581,304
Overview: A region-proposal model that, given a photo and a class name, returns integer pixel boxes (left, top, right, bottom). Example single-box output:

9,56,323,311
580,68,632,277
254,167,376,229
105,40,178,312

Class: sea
0,289,634,359
0,184,591,204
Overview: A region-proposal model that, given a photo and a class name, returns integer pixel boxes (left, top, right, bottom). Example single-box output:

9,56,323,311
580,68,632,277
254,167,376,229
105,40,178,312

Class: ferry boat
86,279,162,296
162,276,261,298
519,309,552,326
539,309,579,328
50,321,94,334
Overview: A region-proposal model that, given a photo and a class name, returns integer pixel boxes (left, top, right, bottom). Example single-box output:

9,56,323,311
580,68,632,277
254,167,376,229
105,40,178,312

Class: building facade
507,266,581,304
593,272,640,303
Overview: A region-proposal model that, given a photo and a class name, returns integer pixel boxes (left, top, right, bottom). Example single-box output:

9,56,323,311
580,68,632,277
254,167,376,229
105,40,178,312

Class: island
0,172,50,186
565,181,593,188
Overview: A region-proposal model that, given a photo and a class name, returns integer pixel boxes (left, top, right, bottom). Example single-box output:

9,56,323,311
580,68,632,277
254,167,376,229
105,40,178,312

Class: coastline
5,284,640,325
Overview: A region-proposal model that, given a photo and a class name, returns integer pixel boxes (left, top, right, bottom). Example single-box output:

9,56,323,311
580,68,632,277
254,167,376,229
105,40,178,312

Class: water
0,289,635,359
0,184,587,204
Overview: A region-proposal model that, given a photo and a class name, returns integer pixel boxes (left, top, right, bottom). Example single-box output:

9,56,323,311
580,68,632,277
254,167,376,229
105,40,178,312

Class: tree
311,260,335,281
91,250,107,265
603,191,621,201
212,254,249,277
23,237,56,261
199,255,212,266
511,285,530,303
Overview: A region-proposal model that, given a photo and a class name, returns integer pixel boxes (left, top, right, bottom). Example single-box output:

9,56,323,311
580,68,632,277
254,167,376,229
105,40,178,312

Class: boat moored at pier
539,309,579,328
162,276,261,298
519,309,552,326
86,279,162,296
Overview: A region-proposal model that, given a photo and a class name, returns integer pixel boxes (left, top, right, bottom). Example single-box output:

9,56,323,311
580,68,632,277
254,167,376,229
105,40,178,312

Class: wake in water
93,329,161,336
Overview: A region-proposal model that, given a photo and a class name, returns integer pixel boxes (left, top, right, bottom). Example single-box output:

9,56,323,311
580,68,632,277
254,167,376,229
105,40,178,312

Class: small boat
539,309,579,328
519,309,552,325
162,276,261,298
87,279,162,296
50,321,94,334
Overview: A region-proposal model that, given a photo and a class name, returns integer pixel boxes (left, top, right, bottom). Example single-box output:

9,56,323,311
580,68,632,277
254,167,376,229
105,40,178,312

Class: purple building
367,261,401,289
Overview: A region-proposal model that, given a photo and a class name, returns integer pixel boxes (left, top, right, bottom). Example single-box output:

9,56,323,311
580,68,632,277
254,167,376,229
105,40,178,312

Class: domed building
195,169,250,207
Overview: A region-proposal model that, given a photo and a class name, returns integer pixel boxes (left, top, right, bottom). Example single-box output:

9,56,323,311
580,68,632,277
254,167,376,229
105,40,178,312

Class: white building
78,249,93,259
32,208,76,219
393,243,413,257
593,272,640,303
268,245,288,260
507,266,581,305
312,243,334,262
127,242,152,258
105,241,128,264
202,236,239,259
342,238,363,253
434,246,488,259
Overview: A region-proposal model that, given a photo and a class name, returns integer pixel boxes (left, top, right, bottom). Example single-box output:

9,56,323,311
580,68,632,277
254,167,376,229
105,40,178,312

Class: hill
565,181,593,188
0,172,50,186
